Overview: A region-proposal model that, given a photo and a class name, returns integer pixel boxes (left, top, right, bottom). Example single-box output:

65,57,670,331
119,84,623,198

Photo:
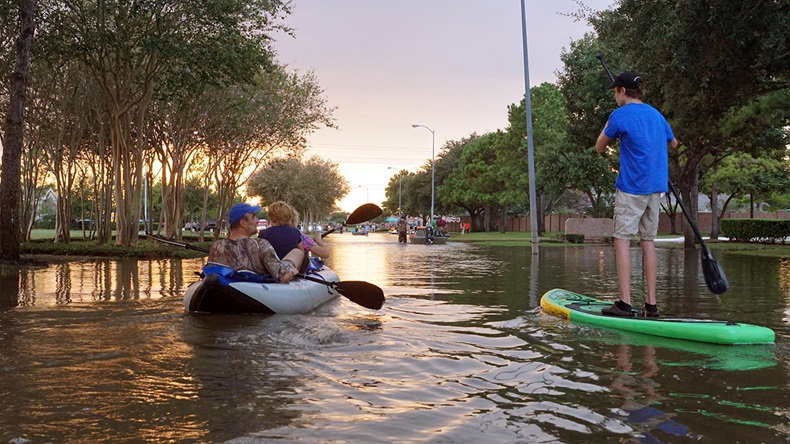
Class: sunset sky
273,0,614,212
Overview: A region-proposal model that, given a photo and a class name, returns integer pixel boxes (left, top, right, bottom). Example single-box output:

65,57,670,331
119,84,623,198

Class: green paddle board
541,288,775,345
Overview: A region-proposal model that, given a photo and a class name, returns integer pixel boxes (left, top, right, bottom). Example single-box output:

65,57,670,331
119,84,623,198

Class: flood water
0,233,788,443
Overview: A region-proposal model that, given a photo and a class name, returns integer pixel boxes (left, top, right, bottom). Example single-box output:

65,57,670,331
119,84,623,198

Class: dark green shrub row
21,239,211,258
720,219,790,244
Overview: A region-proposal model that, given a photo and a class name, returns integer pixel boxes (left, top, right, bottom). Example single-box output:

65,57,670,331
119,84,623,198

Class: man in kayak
595,71,678,318
209,202,304,283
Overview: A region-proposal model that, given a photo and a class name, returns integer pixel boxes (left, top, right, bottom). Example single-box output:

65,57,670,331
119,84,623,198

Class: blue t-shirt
604,103,674,194
258,225,302,259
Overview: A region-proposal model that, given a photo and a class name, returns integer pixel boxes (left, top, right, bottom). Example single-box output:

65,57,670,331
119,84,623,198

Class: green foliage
720,219,790,244
706,153,790,208
555,36,618,216
247,156,349,219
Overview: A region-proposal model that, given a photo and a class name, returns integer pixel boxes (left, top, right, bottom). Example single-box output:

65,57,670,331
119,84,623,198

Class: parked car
72,219,94,230
204,221,217,232
256,219,268,231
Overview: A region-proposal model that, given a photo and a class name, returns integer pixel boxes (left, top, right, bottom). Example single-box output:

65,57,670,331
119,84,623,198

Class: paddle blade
335,280,385,310
346,203,383,225
701,248,729,294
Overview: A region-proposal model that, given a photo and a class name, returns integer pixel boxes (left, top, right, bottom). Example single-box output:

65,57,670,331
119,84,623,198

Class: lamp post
357,185,369,202
387,167,402,218
411,124,434,227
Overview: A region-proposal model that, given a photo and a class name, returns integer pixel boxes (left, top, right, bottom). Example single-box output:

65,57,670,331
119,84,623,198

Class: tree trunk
681,171,699,250
0,0,35,261
710,183,720,239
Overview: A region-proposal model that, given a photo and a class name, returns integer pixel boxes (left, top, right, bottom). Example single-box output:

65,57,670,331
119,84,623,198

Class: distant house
37,188,58,219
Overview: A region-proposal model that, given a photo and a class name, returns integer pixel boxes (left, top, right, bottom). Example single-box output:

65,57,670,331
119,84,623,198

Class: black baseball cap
610,71,642,89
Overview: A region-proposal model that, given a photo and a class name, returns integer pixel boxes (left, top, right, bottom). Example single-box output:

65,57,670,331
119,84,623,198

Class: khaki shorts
613,191,662,240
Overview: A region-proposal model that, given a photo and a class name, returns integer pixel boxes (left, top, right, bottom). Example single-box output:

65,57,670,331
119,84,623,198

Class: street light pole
411,124,435,226
357,185,369,202
387,167,402,218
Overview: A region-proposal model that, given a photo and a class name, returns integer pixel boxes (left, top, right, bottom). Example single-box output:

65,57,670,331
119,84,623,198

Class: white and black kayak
183,262,385,314
148,203,386,314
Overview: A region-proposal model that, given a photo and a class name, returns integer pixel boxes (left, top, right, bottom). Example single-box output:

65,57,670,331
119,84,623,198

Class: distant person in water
208,203,302,283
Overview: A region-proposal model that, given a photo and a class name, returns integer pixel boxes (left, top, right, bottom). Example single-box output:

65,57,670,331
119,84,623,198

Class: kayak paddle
322,203,383,237
667,182,729,294
298,274,385,310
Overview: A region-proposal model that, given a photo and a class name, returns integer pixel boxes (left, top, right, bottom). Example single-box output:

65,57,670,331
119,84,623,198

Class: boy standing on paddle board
595,72,678,317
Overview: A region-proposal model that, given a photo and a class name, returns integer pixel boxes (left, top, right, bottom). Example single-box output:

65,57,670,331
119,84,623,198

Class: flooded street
0,233,788,442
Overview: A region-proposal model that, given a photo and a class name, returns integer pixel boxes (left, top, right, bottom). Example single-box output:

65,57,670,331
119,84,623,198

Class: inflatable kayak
541,288,775,345
184,262,340,314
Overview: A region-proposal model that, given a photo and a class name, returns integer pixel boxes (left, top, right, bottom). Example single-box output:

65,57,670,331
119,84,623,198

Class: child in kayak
259,201,329,272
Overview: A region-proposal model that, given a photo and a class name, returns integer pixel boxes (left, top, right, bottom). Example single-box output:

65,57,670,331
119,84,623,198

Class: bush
565,234,586,243
37,214,56,229
720,219,790,244
20,239,212,258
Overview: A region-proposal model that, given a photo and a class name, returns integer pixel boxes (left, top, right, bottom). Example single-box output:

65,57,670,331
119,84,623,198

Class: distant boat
410,226,447,245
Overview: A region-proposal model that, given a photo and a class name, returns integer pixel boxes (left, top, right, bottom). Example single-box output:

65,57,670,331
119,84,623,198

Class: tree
504,83,573,233
0,0,35,260
440,132,509,232
555,36,618,218
41,0,291,246
247,156,349,224
705,153,790,218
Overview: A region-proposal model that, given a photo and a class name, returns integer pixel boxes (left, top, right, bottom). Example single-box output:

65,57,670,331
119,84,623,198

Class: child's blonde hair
267,201,299,227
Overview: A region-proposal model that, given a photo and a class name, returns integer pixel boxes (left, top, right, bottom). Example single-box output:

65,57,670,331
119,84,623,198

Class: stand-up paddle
147,232,386,309
322,203,383,237
596,54,729,294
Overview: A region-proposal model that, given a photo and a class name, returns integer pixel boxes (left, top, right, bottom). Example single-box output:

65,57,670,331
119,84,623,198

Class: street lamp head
411,124,419,128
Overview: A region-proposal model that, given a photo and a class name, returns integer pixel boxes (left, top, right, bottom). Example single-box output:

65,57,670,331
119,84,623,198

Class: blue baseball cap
229,203,260,225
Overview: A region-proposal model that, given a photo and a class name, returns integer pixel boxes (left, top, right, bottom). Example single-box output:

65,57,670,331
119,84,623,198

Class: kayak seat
308,257,326,271
203,262,276,284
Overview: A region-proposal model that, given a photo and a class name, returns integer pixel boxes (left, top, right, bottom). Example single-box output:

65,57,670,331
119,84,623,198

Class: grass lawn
452,230,790,257
15,229,789,259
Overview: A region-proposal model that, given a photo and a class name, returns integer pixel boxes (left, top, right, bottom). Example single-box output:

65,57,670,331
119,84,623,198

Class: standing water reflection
0,234,787,442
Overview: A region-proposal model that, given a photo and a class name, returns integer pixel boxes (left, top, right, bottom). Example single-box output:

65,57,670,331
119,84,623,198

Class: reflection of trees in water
92,260,110,301
1,268,20,307
55,263,72,304
7,258,196,305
